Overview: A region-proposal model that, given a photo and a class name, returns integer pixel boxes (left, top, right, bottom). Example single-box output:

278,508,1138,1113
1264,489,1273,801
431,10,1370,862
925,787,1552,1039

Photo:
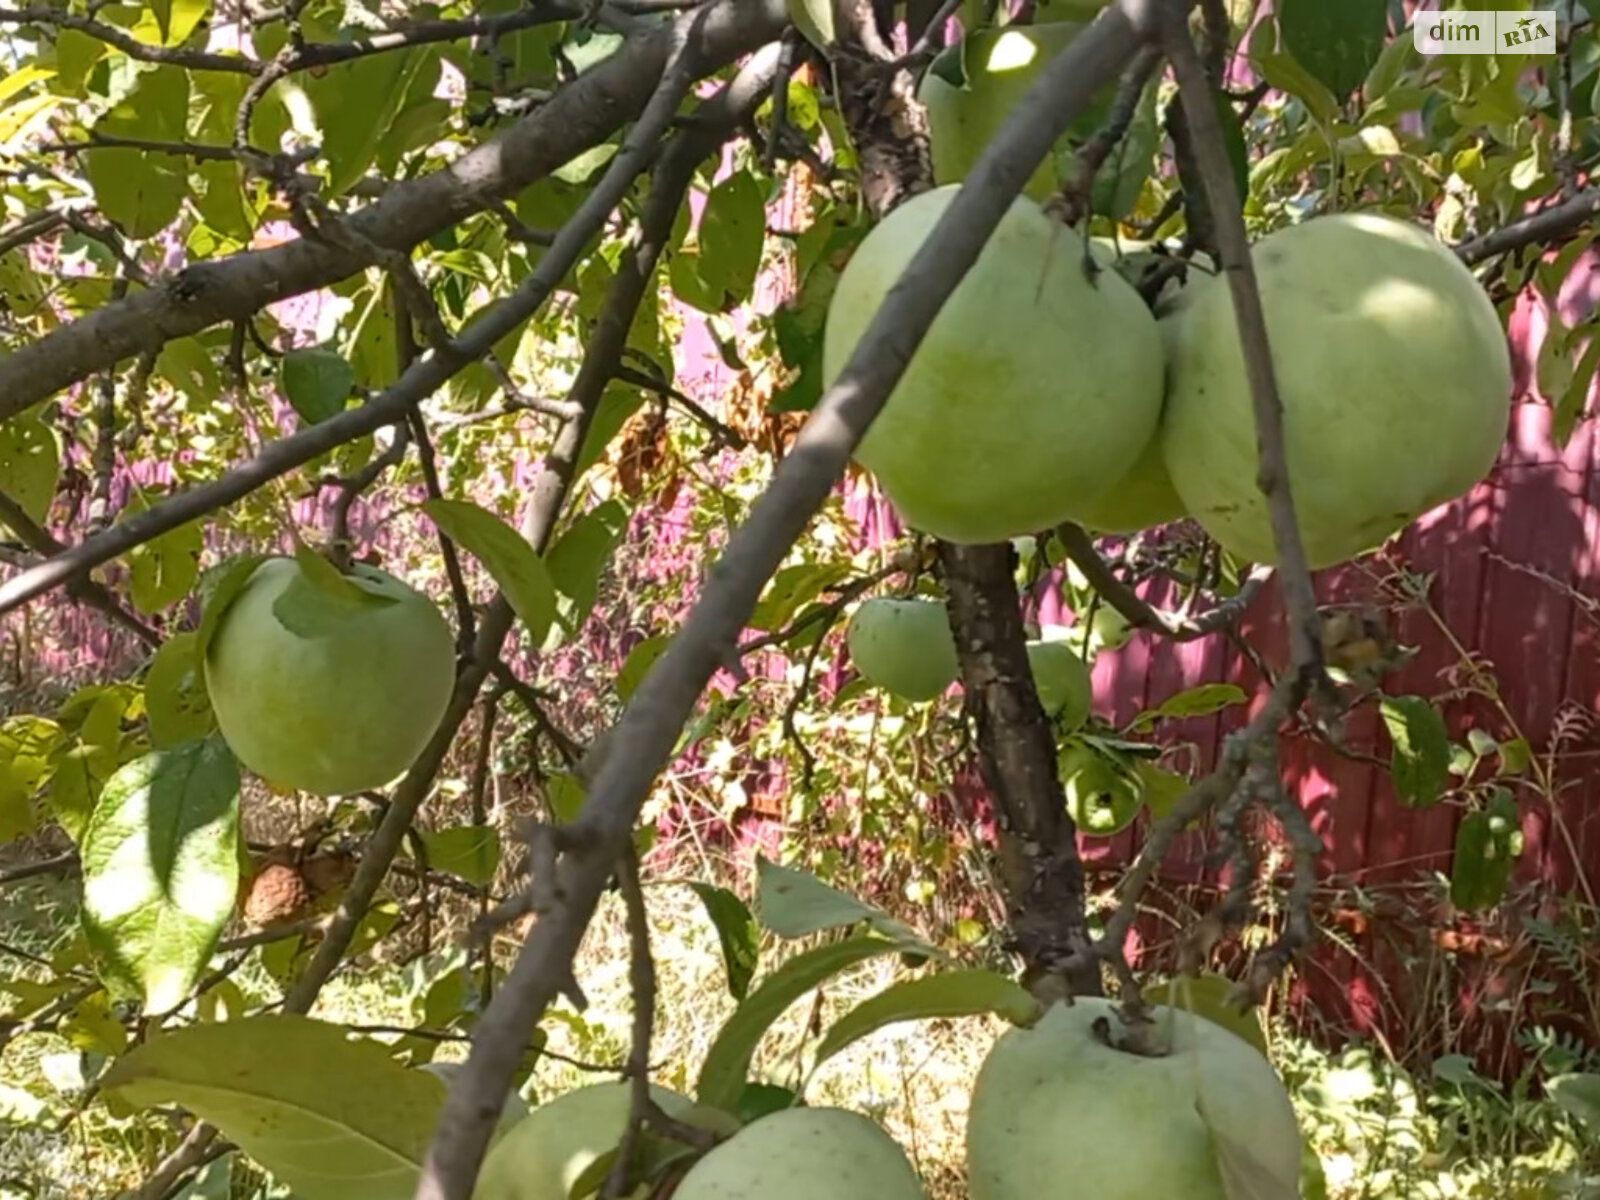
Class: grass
4,859,1598,1199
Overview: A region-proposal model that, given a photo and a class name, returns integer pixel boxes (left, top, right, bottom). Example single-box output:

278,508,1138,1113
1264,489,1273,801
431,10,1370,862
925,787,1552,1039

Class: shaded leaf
697,170,767,309
1278,0,1388,103
787,0,835,49
119,492,204,614
1549,1073,1600,1135
281,347,355,426
85,65,190,238
617,635,671,703
80,738,241,1012
1145,973,1268,1057
1380,695,1452,808
755,857,931,952
195,554,269,661
0,716,65,842
1450,789,1523,912
304,47,430,196
0,409,61,532
545,500,629,643
102,1014,447,1200
749,562,850,634
690,882,760,1001
423,499,556,643
418,826,499,888
812,970,1043,1071
143,632,216,749
696,935,900,1111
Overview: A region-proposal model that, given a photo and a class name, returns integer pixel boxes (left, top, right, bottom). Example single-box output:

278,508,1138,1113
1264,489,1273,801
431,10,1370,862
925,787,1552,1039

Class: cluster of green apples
461,992,1304,1200
824,23,1513,570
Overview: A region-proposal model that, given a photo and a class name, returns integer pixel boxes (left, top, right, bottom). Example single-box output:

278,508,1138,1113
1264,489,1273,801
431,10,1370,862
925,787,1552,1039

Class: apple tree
1,0,1598,1197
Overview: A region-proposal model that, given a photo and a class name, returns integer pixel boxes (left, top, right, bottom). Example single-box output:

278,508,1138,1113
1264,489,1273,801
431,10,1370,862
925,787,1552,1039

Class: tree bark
938,543,1101,998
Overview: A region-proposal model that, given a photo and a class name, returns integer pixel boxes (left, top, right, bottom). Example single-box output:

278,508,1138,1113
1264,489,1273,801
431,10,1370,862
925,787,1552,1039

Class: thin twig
1057,522,1271,641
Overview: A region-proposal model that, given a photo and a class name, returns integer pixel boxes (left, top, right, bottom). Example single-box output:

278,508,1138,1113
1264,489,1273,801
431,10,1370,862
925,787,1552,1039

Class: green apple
204,556,456,796
967,996,1303,1200
674,1107,925,1200
1059,745,1141,836
823,186,1165,544
1163,212,1511,568
1026,640,1092,730
846,596,959,703
473,1080,737,1200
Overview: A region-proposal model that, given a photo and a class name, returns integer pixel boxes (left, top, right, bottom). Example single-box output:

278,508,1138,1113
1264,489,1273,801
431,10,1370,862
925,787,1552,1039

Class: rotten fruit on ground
1162,212,1512,568
822,186,1165,544
846,596,960,703
673,1106,926,1200
204,556,456,796
966,996,1303,1200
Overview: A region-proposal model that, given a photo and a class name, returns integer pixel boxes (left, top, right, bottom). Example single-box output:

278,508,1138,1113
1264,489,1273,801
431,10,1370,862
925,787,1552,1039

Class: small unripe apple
846,597,960,703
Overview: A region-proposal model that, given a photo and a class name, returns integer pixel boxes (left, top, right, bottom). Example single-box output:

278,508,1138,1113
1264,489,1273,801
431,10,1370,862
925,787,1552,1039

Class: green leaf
119,492,204,614
689,883,760,1001
80,738,241,1012
545,500,629,644
1552,335,1600,448
1497,736,1532,777
0,716,65,842
1249,17,1339,125
697,170,768,309
418,826,499,888
695,935,901,1110
755,857,931,952
617,634,671,703
101,1014,448,1200
1450,789,1523,912
138,0,209,46
0,409,61,531
422,499,556,644
787,0,835,49
1549,1073,1600,1135
304,47,430,196
749,562,849,633
144,632,216,749
574,384,645,480
1380,695,1452,808
281,347,355,426
1145,973,1268,1057
1132,762,1193,825
1130,683,1249,733
1277,0,1388,103
811,970,1043,1071
85,65,190,238
195,554,269,661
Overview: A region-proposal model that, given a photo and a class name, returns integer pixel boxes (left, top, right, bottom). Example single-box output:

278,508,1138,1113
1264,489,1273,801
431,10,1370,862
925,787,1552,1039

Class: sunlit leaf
102,1014,447,1200
1379,695,1452,808
143,632,216,748
811,970,1043,1071
80,738,241,1012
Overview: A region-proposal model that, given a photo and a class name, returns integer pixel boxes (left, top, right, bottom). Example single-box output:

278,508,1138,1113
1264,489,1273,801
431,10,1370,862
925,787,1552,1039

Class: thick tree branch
0,0,788,428
418,6,1167,1198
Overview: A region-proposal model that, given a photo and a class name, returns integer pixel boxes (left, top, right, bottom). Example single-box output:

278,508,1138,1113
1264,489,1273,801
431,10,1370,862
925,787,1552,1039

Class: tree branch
1056,521,1271,641
1456,185,1600,265
1158,2,1322,671
417,6,1168,1197
0,0,789,428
